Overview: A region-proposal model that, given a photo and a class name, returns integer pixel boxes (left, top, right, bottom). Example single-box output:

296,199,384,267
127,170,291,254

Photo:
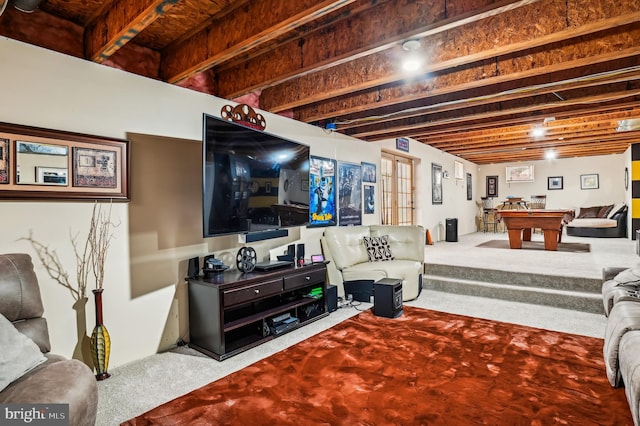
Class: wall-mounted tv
202,113,310,238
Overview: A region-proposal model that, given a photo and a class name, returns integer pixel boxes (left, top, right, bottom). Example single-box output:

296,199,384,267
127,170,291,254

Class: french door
380,152,414,225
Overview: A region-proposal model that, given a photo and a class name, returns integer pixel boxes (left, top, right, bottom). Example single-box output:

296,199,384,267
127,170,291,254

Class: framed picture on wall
548,176,563,190
361,162,376,183
337,161,362,226
431,163,443,204
308,156,337,227
486,175,498,198
580,173,599,190
466,172,472,200
364,185,375,214
506,164,534,182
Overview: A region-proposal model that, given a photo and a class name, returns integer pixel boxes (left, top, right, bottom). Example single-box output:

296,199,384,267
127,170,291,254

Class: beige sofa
320,225,425,301
601,266,640,425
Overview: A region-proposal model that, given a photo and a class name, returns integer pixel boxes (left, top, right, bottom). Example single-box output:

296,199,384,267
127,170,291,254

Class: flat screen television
202,113,310,238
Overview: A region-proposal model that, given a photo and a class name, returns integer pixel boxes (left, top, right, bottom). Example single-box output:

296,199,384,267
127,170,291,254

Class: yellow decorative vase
90,289,111,380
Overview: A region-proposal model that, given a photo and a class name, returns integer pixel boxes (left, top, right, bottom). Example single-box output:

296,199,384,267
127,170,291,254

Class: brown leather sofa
0,253,98,426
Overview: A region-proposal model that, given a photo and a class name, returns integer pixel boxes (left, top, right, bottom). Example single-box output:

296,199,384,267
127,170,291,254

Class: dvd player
254,260,293,271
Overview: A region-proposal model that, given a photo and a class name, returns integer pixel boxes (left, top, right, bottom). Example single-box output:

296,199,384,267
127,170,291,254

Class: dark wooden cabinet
188,263,328,360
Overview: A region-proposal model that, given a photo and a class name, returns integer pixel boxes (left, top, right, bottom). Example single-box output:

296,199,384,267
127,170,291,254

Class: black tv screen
202,113,310,237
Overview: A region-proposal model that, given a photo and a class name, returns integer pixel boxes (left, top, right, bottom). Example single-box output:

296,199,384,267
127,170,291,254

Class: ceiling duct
617,118,640,132
12,0,43,13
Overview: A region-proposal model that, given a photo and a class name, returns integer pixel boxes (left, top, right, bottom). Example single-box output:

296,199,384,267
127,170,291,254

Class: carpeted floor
123,306,631,425
477,239,590,253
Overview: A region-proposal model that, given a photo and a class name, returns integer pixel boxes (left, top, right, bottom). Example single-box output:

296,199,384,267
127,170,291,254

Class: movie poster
308,156,336,227
364,185,375,214
338,161,362,226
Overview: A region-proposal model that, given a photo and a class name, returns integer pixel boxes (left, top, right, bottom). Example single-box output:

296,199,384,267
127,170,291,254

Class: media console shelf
188,263,328,360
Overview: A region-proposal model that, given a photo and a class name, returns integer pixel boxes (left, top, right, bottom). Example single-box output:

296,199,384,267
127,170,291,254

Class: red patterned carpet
124,306,632,425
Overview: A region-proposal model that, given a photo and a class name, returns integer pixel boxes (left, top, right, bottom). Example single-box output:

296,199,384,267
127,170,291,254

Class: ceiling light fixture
531,125,546,138
401,39,423,73
544,149,557,160
531,117,555,139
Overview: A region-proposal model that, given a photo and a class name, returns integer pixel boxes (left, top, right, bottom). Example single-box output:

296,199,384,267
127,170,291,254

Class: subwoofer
374,278,403,318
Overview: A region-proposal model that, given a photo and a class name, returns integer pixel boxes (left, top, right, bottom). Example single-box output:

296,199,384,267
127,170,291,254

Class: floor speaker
374,278,403,318
326,285,338,312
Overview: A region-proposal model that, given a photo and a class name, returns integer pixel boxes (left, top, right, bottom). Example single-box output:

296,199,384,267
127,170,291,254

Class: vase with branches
21,202,118,380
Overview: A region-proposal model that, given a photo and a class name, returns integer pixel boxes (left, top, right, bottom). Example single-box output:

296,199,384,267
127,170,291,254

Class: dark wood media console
188,263,328,360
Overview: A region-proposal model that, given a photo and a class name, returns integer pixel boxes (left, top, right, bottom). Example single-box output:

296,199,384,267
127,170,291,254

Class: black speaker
343,280,374,302
277,244,296,262
187,257,199,279
296,243,305,266
374,278,403,318
326,285,338,312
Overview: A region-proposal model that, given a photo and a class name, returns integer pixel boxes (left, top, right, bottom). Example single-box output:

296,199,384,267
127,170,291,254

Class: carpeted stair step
423,263,603,314
423,274,603,314
424,263,601,293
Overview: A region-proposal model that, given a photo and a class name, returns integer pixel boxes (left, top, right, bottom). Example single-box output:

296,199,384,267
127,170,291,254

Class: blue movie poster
309,156,336,227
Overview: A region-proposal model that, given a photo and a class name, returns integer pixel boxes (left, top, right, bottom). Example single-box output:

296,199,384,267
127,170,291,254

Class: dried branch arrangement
20,202,118,298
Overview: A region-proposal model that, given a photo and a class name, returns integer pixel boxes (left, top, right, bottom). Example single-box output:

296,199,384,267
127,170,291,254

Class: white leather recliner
320,225,425,301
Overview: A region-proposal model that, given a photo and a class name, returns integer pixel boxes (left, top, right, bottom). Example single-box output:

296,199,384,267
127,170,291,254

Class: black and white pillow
363,235,395,262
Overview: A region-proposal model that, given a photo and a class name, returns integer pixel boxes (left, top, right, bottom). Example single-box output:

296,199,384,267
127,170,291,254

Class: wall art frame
0,138,8,184
432,163,443,205
361,161,376,183
0,122,130,201
308,155,336,227
548,176,563,190
580,173,599,190
486,175,498,198
506,164,534,182
466,172,472,200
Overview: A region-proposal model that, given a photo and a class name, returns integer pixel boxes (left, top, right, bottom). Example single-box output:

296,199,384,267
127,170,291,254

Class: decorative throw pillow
363,235,395,262
597,204,614,218
0,313,47,392
577,206,600,218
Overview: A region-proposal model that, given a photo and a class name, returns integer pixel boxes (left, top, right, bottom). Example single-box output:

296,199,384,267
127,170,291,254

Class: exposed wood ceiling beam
84,0,179,63
161,0,356,84
213,0,540,99
259,2,640,114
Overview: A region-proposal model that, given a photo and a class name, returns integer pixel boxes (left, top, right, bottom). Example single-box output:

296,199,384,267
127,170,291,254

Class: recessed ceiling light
544,150,557,160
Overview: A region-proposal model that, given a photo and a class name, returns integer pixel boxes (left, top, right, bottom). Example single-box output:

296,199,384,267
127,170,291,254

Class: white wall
478,155,628,211
0,38,381,368
375,138,478,239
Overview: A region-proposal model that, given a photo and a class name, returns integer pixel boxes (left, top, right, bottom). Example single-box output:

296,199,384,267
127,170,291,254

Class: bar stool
481,197,499,233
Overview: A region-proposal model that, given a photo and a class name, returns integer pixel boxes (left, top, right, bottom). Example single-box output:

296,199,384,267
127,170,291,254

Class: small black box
326,285,338,312
343,280,375,302
374,278,403,318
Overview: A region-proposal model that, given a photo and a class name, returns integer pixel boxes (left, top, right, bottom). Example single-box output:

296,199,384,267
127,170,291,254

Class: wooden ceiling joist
259,1,640,114
160,0,356,84
84,0,179,63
